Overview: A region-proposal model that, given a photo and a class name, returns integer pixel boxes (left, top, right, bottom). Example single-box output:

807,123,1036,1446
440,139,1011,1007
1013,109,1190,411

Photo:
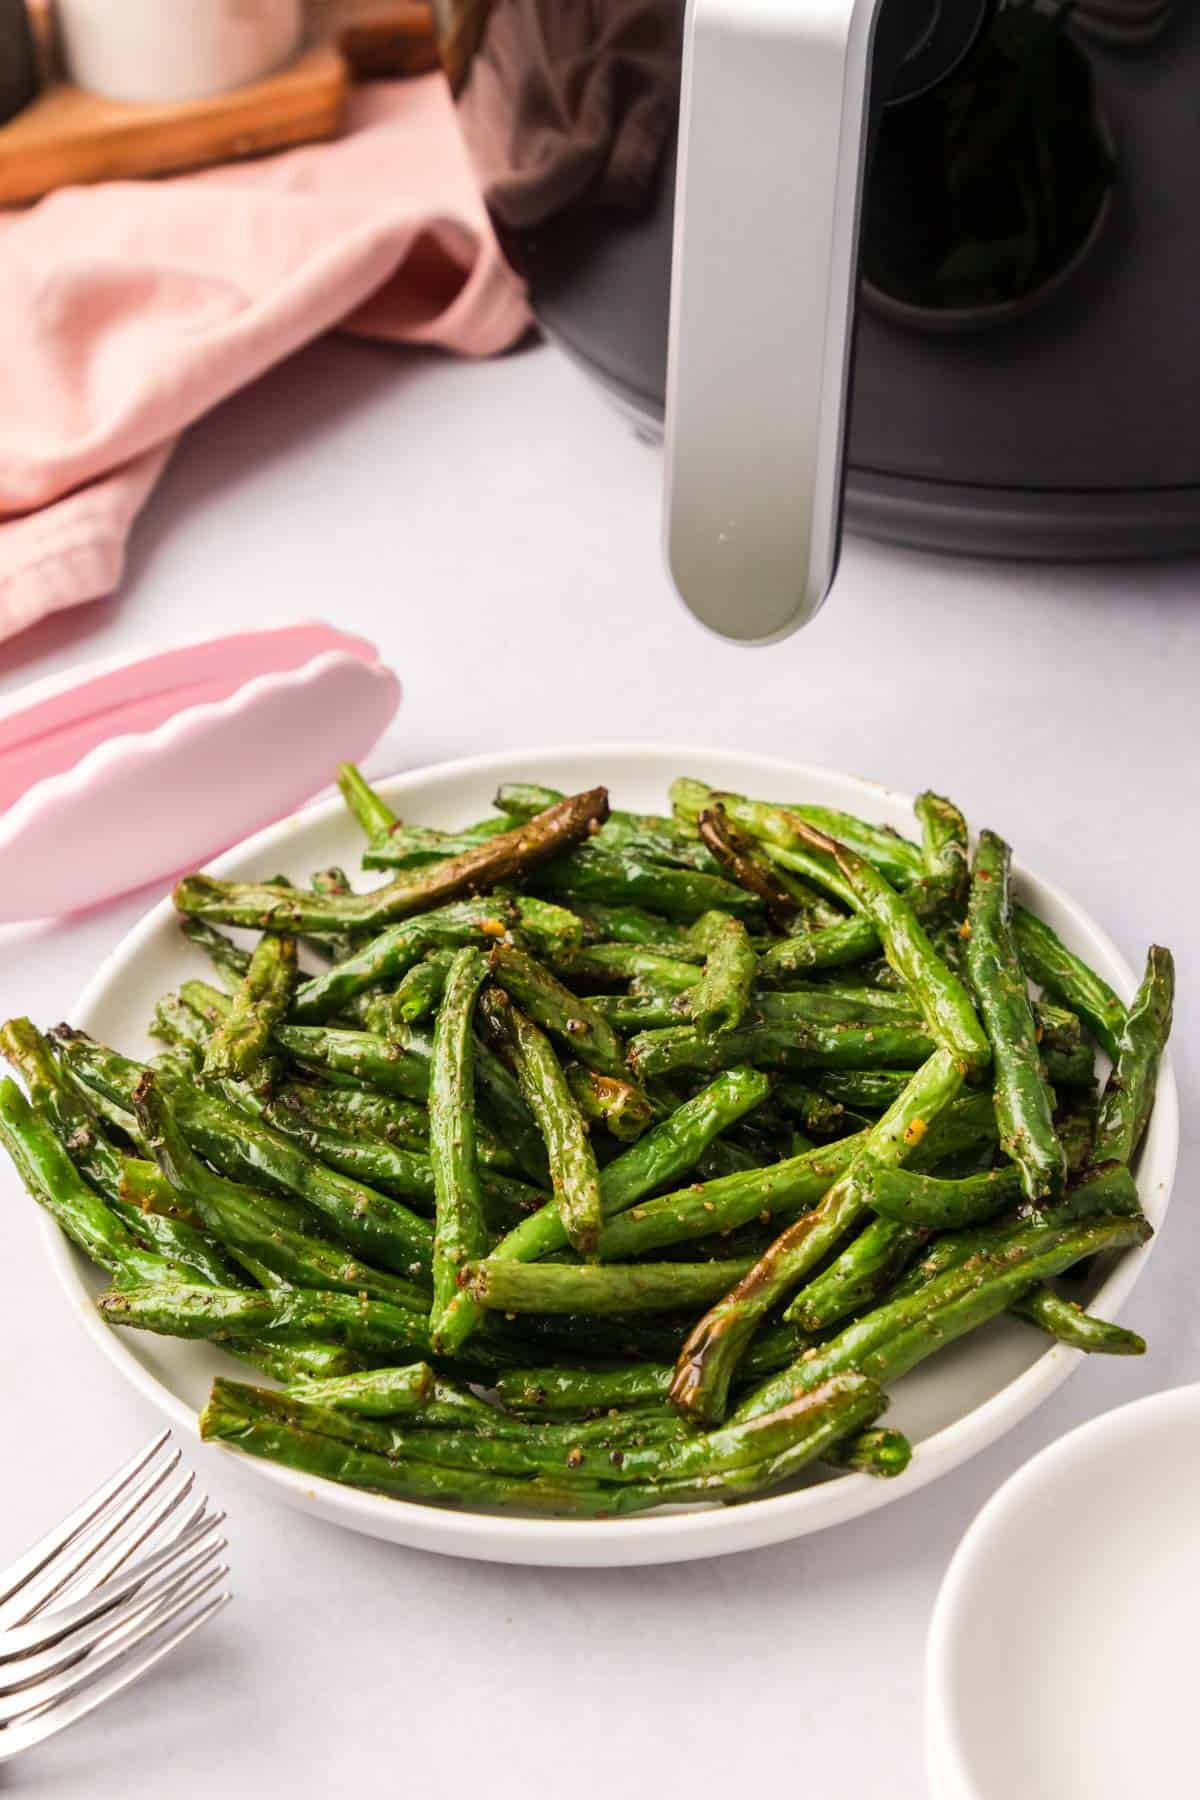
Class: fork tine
0,1442,183,1631
0,1431,172,1629
11,1454,190,1628
0,1590,231,1763
0,1511,224,1661
0,1562,228,1724
0,1529,227,1698
48,1470,198,1613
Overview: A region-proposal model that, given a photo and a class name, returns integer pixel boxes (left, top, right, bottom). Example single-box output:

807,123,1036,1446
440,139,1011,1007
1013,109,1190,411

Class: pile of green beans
0,767,1173,1518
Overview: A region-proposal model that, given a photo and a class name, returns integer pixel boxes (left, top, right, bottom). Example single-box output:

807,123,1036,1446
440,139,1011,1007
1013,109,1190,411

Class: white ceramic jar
56,0,304,104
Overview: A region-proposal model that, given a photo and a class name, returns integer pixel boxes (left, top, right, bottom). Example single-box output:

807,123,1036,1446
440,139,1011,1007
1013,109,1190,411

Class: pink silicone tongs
0,621,401,923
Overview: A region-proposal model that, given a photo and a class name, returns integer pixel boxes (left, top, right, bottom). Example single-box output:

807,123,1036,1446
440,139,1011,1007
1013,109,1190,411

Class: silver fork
0,1430,231,1761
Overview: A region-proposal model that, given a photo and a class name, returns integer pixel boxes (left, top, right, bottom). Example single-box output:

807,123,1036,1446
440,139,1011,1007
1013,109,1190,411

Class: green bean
112,1189,246,1288
858,1155,1021,1227
0,1055,363,1380
843,1166,1142,1351
496,1364,675,1413
306,867,362,964
180,917,251,989
1,1020,169,1212
1013,907,1126,1063
291,899,513,1024
1035,1000,1084,1059
274,1022,430,1100
564,1064,655,1143
814,1069,915,1111
677,779,928,889
765,982,919,1021
505,896,587,963
796,821,990,1076
596,1136,863,1260
204,931,297,1083
337,761,399,843
270,1019,548,1182
735,1211,1152,1423
179,980,232,1030
0,1082,356,1383
913,791,969,909
463,1256,756,1317
498,784,721,871
148,994,205,1066
0,1079,178,1284
703,801,860,907
278,1394,695,1475
200,1372,887,1514
772,1080,850,1137
488,942,630,1079
682,912,757,1036
628,1020,935,1081
562,945,704,988
133,1076,428,1305
252,1111,538,1222
605,1091,995,1275
283,1363,436,1414
669,1048,964,1423
748,994,918,1034
570,903,696,953
0,1048,240,1285
362,819,520,870
101,1279,433,1358
1093,946,1174,1166
695,804,821,927
365,951,455,1034
487,1067,771,1265
328,1375,886,1486
479,989,601,1258
821,1427,913,1478
1042,1039,1095,1088
494,1322,811,1416
476,1185,1150,1442
786,1215,929,1331
60,1033,435,1279
1057,1094,1098,1174
967,832,1064,1200
267,1080,428,1148
532,844,763,923
758,914,883,980
777,1110,1013,1329
493,782,568,820
175,789,609,933
1008,1289,1145,1354
429,948,490,1352
778,807,925,890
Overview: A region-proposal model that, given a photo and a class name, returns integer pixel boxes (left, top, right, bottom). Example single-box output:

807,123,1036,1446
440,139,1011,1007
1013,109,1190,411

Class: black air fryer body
442,1,1200,560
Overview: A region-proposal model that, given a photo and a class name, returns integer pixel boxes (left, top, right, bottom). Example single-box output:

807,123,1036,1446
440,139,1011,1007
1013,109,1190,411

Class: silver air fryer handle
663,0,883,644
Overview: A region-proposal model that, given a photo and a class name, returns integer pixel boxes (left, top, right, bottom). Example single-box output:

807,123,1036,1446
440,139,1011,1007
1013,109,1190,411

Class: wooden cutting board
0,45,349,207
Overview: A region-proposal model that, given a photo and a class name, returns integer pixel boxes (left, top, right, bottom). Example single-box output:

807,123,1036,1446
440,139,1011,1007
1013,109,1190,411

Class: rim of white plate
43,744,1178,1567
924,1382,1200,1800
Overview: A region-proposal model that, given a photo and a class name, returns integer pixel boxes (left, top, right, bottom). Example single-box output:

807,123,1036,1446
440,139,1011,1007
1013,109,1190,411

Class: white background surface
1,335,1196,1797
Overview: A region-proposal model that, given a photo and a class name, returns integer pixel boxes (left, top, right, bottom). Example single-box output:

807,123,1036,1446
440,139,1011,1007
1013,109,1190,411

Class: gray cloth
457,0,682,230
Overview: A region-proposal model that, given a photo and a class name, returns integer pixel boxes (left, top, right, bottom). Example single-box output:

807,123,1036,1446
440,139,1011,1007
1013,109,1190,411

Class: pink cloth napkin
0,76,532,644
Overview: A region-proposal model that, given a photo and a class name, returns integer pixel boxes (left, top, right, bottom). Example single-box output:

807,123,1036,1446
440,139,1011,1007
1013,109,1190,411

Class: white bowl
43,745,1178,1566
927,1383,1200,1799
57,0,303,105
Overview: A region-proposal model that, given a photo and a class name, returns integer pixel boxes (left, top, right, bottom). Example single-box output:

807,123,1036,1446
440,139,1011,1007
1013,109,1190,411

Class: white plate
43,745,1178,1566
926,1382,1200,1799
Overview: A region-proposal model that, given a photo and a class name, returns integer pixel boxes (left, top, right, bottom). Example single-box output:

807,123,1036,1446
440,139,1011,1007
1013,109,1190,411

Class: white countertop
2,335,1196,1798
